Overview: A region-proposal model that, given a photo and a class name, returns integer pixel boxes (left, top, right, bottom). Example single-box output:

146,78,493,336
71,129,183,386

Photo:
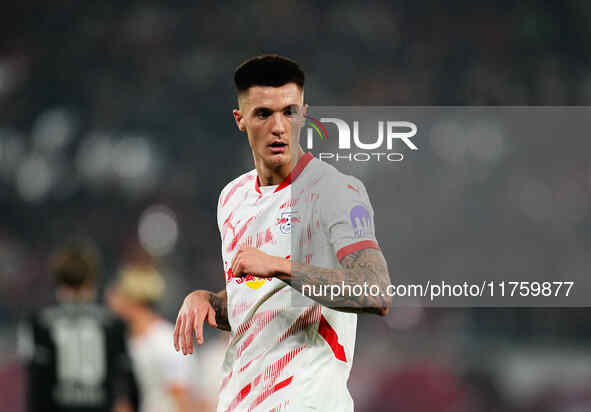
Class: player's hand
173,290,217,355
231,246,288,278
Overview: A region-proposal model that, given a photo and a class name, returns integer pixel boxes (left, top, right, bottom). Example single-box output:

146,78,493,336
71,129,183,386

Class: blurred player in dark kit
18,242,137,412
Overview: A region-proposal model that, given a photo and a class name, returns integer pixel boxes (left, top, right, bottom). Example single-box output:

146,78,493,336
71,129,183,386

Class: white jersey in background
128,319,192,412
216,153,379,412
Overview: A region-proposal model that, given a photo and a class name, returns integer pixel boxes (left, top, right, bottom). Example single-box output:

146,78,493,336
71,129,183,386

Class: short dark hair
51,244,100,289
234,55,305,95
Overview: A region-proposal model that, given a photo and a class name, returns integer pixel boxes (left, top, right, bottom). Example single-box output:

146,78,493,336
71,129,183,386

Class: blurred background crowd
2,1,591,411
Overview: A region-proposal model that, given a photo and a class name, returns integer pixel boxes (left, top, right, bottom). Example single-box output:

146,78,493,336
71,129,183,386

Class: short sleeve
319,176,380,261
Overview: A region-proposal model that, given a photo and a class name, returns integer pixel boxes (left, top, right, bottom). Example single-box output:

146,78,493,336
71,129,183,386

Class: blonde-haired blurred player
107,265,204,412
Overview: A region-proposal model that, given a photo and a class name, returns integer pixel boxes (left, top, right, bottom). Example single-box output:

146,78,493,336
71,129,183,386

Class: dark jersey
19,301,138,412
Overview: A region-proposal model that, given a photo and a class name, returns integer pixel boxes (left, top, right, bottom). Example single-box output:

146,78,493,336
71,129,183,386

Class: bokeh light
138,205,179,257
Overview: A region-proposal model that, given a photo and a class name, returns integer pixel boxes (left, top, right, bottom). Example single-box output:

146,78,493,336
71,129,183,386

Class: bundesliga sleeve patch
319,177,380,259
349,205,373,239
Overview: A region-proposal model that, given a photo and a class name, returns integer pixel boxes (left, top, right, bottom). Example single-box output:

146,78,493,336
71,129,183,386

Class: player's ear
233,109,246,132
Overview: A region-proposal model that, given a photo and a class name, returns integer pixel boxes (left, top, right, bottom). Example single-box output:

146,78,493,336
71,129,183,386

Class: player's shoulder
218,169,258,208
147,319,182,355
87,303,126,329
306,156,367,197
153,318,175,336
37,302,121,329
31,303,76,331
35,303,63,328
26,303,71,330
23,308,43,330
220,168,257,193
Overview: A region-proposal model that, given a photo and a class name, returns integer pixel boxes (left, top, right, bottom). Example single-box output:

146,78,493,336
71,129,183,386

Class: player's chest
220,194,294,256
221,190,323,256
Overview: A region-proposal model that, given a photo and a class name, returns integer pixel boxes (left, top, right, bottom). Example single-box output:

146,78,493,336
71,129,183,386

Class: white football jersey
216,153,379,412
128,319,192,412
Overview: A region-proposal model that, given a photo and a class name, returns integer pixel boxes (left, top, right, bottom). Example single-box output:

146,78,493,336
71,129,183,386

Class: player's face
234,83,304,171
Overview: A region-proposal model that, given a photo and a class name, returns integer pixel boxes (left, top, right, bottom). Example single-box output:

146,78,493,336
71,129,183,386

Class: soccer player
18,242,137,412
173,55,391,411
107,264,195,412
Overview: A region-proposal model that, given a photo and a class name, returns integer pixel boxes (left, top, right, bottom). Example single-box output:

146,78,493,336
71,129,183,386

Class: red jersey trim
336,240,380,261
254,176,261,194
318,315,347,362
254,152,314,194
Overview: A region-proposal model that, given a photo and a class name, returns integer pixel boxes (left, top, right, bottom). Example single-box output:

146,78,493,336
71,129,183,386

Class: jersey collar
255,152,314,194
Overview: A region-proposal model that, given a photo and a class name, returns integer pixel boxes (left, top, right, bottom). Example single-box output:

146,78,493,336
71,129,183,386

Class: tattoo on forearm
277,248,392,315
208,290,231,331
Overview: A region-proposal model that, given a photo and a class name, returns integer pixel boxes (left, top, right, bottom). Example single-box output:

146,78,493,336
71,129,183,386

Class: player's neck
129,308,160,337
255,147,305,187
56,285,95,303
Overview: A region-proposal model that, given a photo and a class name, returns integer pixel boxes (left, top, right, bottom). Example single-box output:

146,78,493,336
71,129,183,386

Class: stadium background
1,1,591,410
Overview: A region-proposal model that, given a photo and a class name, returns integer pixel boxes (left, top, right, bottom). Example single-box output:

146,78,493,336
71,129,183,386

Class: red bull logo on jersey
245,276,267,289
225,266,272,289
224,257,292,289
236,274,272,289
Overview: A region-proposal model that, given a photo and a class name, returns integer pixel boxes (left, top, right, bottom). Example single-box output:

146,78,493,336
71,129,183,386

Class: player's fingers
182,312,194,355
173,314,182,351
231,255,240,277
236,257,245,277
230,250,240,273
177,315,186,354
194,308,207,346
206,305,217,328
